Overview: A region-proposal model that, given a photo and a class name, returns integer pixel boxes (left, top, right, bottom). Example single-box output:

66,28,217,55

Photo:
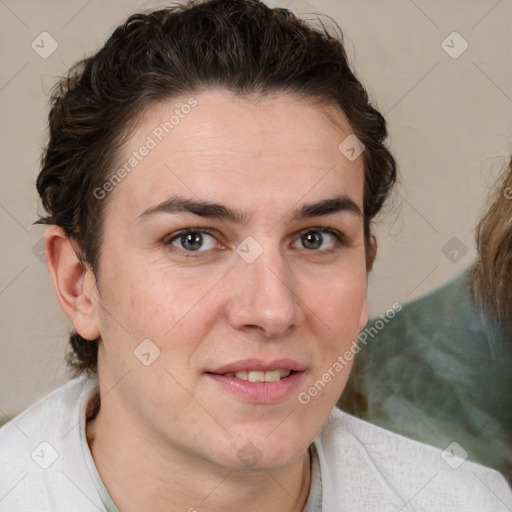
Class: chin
218,433,309,473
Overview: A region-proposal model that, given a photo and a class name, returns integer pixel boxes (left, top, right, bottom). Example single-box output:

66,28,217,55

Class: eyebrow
136,194,362,224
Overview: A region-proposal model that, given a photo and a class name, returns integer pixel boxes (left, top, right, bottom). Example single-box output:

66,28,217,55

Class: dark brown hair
470,156,512,325
36,0,397,377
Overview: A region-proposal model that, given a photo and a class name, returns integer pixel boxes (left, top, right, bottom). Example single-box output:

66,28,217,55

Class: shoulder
314,408,512,511
0,377,93,442
0,377,104,511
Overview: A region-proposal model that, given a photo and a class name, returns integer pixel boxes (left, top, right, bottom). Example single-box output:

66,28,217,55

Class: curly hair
469,156,512,326
36,0,397,377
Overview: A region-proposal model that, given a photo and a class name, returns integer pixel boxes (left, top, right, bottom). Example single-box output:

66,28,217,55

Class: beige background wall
1,0,511,417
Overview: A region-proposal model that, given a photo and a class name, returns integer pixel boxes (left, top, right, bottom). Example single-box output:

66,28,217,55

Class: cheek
313,267,367,329
98,258,221,360
306,265,367,372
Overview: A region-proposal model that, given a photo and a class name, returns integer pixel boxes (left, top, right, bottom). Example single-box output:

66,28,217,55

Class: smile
206,360,305,403
220,369,292,382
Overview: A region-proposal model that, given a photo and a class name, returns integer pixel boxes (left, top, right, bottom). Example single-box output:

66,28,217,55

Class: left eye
293,229,341,250
167,230,218,252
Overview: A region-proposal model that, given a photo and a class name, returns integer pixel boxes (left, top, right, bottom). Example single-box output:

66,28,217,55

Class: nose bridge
227,238,303,336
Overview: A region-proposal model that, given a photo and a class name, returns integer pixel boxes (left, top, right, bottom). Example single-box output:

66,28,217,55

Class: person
470,156,512,326
0,1,510,510
338,158,512,483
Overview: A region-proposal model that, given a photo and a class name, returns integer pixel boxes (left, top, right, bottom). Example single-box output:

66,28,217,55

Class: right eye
165,229,219,253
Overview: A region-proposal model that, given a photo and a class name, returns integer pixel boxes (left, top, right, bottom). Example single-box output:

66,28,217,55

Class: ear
358,300,369,331
44,225,100,340
365,234,377,272
359,235,377,329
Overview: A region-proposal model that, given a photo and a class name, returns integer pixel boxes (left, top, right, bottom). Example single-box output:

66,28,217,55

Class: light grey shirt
1,377,510,511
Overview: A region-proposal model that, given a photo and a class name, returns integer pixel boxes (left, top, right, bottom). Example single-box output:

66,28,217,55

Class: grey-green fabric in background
338,268,512,483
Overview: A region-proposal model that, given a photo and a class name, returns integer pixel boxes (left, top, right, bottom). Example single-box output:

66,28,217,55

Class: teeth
229,369,291,382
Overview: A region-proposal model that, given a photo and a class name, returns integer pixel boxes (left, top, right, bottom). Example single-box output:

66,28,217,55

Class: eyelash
163,227,349,255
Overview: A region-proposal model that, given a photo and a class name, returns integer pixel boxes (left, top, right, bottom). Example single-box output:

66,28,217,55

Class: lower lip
206,371,305,404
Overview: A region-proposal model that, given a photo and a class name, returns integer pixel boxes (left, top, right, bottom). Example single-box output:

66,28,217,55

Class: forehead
103,90,365,222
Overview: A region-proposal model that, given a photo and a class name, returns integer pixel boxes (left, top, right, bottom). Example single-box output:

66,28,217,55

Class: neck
86,393,312,512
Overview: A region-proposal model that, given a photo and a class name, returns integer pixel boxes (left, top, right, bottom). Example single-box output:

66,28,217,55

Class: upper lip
207,358,306,375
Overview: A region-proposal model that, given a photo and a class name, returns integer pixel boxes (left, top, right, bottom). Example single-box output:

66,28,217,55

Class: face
88,90,369,471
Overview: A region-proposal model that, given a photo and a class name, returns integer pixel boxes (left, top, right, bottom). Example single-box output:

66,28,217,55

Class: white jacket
0,377,510,511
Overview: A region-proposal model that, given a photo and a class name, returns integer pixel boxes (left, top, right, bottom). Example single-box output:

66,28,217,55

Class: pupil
182,232,203,251
303,231,322,249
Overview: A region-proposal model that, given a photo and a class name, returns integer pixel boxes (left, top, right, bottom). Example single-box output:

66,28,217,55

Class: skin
45,90,371,512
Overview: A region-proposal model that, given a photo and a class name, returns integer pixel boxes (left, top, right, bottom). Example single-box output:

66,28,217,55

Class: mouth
205,359,305,403
215,369,294,382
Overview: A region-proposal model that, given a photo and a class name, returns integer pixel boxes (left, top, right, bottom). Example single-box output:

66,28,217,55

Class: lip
206,372,304,403
206,358,306,404
207,358,306,375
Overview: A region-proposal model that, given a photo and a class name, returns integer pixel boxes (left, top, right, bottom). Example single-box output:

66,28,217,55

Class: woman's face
87,90,369,471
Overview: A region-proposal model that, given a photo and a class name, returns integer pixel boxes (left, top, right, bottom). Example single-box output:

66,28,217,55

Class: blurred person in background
340,156,512,483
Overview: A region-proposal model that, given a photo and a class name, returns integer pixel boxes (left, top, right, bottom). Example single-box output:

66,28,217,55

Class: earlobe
44,226,100,340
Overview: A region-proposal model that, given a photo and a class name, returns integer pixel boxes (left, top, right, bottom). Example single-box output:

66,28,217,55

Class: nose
225,245,305,338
